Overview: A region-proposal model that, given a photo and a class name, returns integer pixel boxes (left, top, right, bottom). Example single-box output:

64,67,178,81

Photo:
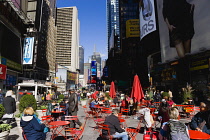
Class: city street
8,101,191,140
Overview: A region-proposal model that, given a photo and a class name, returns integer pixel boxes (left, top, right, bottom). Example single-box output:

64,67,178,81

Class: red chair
126,120,141,140
41,115,52,126
99,127,114,140
22,129,28,140
68,118,87,140
121,108,129,118
42,109,47,116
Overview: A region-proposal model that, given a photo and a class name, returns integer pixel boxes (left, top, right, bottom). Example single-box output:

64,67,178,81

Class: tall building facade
46,0,57,82
56,7,79,72
84,63,91,86
106,0,120,51
79,46,84,74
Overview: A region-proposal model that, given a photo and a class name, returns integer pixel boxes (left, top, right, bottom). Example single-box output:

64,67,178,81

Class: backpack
167,120,190,140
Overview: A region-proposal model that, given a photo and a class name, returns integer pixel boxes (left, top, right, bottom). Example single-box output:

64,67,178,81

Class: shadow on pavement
8,134,20,140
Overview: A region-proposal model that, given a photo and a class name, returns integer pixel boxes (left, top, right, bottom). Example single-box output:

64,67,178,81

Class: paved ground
8,101,191,140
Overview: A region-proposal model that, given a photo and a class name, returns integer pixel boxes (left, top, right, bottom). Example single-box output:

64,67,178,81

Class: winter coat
190,111,210,134
104,114,125,135
3,96,16,114
20,115,46,140
68,93,78,113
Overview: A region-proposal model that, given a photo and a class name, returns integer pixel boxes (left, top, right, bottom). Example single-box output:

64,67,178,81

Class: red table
189,130,210,139
51,111,64,120
49,121,70,140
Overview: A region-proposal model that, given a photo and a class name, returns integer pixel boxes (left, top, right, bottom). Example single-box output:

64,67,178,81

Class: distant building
79,46,84,74
56,7,79,72
84,63,91,86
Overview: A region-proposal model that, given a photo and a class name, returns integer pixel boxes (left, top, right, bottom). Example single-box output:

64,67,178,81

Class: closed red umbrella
131,75,144,102
109,81,116,98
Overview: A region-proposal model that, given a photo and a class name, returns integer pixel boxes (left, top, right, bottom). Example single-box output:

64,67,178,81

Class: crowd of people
1,88,210,140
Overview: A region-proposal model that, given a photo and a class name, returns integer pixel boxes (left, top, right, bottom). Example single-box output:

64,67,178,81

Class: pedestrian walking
2,90,16,123
68,90,83,129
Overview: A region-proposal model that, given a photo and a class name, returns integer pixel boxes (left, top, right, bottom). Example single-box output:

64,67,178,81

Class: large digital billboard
23,37,34,65
139,0,157,40
156,0,210,63
91,61,97,83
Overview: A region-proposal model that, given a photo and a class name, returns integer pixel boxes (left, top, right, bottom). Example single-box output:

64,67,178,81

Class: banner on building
126,19,140,38
0,64,7,80
23,37,34,65
139,0,156,40
156,0,210,63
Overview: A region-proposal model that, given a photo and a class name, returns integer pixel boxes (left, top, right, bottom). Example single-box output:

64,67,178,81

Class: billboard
139,0,157,40
23,37,34,64
156,0,210,63
126,19,140,38
91,61,97,76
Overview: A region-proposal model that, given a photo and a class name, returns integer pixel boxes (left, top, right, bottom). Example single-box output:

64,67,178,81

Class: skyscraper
106,0,120,51
56,7,79,72
79,46,84,74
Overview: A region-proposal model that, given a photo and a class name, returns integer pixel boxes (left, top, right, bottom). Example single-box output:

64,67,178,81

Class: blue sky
56,0,107,62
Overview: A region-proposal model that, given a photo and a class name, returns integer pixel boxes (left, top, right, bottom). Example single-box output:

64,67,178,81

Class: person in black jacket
104,109,128,140
190,102,210,134
68,90,82,128
2,90,16,123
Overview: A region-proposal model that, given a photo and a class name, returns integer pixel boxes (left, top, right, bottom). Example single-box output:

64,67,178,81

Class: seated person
159,107,190,140
103,97,110,108
61,99,69,121
167,97,175,107
139,106,154,130
20,107,47,140
59,99,66,108
190,102,210,134
103,109,128,140
158,99,170,125
90,98,99,111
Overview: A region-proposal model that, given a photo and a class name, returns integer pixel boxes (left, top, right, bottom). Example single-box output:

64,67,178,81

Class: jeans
113,132,128,140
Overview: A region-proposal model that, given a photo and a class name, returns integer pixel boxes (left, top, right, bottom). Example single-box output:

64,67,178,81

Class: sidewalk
8,102,191,140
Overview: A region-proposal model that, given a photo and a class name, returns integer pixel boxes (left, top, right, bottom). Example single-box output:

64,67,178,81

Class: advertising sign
156,0,210,63
0,64,7,80
91,61,97,76
23,37,34,64
139,0,157,40
126,19,140,38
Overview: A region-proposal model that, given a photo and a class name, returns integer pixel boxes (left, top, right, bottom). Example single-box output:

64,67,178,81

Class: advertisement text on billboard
126,19,140,38
139,0,157,40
